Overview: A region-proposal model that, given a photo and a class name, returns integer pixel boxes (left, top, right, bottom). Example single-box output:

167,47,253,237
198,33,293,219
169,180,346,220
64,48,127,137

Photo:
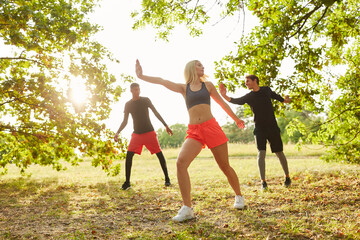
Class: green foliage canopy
0,0,129,175
132,0,360,164
277,110,322,144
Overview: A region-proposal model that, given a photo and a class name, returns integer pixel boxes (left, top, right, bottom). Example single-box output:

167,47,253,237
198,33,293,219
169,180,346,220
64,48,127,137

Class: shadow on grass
0,176,70,205
0,171,359,239
0,177,79,239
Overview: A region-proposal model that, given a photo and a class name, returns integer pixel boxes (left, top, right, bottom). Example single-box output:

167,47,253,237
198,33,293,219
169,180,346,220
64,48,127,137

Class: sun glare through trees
69,77,89,106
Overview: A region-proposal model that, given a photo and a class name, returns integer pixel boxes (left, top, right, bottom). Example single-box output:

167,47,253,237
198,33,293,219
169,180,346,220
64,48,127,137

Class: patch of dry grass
0,145,359,239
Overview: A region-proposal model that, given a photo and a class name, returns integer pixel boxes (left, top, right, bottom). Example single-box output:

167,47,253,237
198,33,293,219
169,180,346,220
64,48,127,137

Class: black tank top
185,82,211,110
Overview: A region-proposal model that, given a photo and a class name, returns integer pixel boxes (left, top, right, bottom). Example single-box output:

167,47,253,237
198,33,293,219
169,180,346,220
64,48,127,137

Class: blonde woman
135,59,245,222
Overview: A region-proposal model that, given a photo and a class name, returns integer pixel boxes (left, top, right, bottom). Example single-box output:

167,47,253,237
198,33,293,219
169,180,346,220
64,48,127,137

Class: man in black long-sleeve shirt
114,83,173,190
220,75,292,190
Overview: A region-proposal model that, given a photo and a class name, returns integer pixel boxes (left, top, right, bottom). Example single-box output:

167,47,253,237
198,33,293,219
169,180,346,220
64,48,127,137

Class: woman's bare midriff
188,104,213,124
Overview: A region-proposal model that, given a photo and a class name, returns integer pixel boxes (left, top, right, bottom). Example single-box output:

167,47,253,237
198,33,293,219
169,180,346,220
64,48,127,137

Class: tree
132,0,360,164
157,123,187,148
277,110,322,144
0,0,130,175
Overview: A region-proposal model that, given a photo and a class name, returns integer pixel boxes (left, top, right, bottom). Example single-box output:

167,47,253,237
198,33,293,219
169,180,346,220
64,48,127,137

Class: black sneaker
165,178,171,187
262,181,268,191
284,177,291,187
121,181,131,190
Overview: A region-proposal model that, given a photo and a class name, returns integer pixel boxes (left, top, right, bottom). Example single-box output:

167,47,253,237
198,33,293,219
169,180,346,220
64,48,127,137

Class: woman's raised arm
207,82,245,129
135,59,185,94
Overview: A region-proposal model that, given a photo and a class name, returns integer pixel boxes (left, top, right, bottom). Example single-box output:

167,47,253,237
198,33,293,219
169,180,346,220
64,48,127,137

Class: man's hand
219,83,227,97
283,95,292,103
166,126,173,136
219,83,231,101
114,133,120,143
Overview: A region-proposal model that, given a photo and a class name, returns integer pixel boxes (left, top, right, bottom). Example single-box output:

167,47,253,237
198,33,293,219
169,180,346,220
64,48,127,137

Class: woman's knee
219,163,232,174
176,157,189,170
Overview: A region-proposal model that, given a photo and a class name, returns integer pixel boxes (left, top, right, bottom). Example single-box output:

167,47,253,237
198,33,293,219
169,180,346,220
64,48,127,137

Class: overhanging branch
289,4,322,39
339,128,360,146
305,105,360,132
187,0,200,25
0,56,44,66
0,98,23,106
311,5,330,32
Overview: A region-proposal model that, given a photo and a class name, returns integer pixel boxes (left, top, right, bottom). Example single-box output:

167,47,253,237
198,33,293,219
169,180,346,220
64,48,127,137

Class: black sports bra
185,82,211,110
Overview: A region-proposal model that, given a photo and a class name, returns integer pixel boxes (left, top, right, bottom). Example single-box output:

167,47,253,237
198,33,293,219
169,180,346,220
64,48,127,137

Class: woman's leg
176,138,203,207
210,142,242,196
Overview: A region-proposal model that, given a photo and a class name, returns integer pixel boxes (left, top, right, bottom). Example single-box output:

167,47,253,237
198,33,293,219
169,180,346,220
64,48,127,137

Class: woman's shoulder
178,82,187,90
203,81,218,95
204,81,215,88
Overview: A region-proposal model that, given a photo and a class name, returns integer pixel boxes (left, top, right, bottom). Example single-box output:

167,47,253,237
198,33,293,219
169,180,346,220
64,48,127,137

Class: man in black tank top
220,75,292,191
114,83,173,190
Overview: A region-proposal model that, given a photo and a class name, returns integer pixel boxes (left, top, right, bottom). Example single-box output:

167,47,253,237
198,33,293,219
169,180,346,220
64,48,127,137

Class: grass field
0,144,359,239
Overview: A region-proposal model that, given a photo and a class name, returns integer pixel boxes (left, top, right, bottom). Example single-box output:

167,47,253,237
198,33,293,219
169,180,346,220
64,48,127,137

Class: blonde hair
184,60,208,84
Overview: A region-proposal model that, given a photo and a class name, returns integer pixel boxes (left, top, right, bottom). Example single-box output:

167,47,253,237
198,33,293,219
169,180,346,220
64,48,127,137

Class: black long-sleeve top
229,87,284,129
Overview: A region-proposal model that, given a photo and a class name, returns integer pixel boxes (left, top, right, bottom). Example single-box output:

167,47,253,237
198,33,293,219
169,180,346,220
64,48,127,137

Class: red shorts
186,118,228,149
128,131,161,155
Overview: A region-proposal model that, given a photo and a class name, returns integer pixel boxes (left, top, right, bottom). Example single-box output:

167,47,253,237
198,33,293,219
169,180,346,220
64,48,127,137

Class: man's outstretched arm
219,83,247,105
114,112,129,142
149,100,173,136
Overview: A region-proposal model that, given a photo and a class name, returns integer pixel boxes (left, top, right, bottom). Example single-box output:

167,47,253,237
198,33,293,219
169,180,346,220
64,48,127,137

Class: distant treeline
157,109,322,148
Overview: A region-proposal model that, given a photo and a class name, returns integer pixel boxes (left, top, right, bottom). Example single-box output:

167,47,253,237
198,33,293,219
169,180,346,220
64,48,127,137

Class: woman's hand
135,59,143,79
236,119,245,129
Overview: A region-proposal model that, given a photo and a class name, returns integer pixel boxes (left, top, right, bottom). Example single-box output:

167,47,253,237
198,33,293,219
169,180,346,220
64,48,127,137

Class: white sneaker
172,205,195,222
234,195,245,209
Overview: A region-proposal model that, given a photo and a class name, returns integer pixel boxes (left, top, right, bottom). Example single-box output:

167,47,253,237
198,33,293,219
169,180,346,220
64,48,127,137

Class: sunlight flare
69,77,89,105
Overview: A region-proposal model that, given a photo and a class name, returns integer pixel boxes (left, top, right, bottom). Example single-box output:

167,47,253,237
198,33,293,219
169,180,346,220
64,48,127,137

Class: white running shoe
172,205,195,222
234,195,245,209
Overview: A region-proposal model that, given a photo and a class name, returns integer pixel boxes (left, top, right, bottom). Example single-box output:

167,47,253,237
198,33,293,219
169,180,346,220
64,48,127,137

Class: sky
90,0,260,139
